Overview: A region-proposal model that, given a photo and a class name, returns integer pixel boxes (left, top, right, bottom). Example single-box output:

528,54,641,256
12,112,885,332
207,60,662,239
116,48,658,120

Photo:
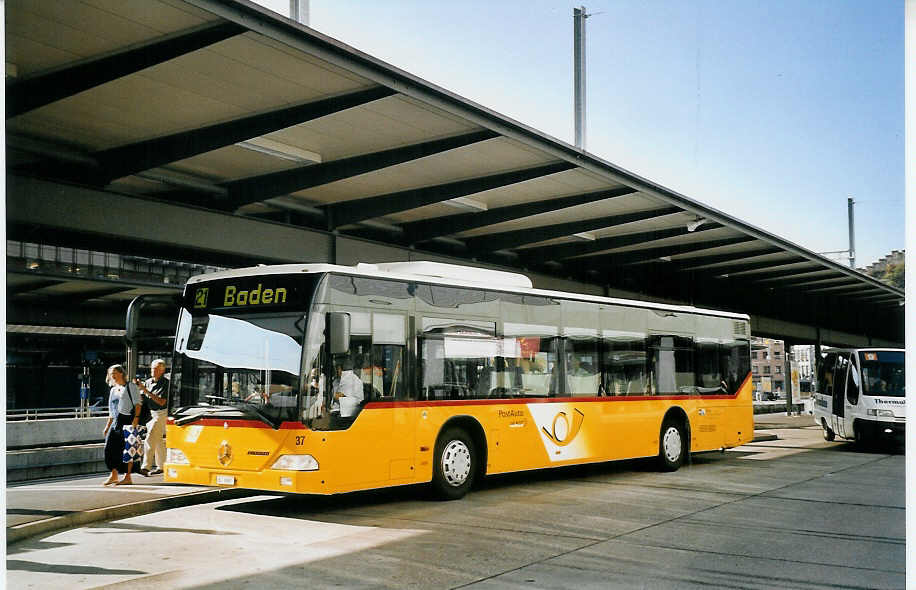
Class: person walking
138,359,169,476
102,364,143,486
102,367,126,486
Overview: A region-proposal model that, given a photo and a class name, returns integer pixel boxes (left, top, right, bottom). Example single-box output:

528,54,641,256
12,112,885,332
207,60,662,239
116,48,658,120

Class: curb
752,433,778,442
7,487,255,545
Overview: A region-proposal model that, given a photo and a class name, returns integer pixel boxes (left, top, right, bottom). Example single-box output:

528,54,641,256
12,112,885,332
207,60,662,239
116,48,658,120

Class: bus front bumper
857,418,905,442
163,464,329,494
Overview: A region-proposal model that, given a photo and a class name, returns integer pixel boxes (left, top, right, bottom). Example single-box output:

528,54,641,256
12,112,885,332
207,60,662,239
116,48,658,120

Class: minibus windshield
859,351,905,398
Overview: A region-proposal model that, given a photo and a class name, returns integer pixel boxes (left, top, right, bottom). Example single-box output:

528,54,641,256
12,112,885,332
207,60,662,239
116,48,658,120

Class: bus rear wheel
658,418,686,472
431,427,476,500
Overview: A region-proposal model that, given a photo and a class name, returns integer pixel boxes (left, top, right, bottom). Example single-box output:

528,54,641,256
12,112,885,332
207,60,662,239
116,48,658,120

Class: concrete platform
6,472,254,544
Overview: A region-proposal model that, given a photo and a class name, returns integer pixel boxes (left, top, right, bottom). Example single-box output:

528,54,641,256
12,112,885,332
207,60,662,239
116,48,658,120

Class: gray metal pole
785,343,794,416
290,0,309,25
573,6,587,149
847,196,856,269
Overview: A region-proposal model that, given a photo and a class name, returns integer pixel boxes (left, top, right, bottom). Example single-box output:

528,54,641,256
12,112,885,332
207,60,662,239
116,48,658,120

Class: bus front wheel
431,427,476,500
658,418,686,472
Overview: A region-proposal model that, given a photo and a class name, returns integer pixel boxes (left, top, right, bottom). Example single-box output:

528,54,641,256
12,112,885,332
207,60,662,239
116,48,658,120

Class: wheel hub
663,427,682,462
442,440,471,486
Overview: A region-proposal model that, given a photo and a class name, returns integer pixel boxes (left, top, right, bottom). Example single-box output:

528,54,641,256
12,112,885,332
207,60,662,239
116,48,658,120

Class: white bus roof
186,261,750,321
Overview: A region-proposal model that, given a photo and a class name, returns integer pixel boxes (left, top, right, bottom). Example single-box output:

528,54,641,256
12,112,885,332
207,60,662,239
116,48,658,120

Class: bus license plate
216,475,235,486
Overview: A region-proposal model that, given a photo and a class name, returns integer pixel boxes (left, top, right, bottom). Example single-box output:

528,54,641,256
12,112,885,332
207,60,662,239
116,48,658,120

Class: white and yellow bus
163,262,752,499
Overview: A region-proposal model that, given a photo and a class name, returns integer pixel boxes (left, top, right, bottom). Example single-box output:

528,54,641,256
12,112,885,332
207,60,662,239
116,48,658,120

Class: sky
253,0,904,268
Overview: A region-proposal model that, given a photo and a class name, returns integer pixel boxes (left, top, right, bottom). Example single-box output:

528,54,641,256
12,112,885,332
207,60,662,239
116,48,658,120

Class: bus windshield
170,308,306,427
859,351,905,398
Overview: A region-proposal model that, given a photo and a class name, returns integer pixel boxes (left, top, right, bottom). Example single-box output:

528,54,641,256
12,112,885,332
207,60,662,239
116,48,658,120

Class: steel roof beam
93,85,396,185
7,279,68,296
518,223,724,263
325,161,575,229
746,269,840,283
464,206,682,254
803,283,885,295
604,237,761,268
675,251,800,274
757,276,858,289
221,129,499,210
53,286,138,304
400,186,637,244
7,22,246,118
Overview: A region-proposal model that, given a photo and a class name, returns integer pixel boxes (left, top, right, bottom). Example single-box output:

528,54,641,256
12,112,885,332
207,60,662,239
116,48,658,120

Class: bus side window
818,352,837,395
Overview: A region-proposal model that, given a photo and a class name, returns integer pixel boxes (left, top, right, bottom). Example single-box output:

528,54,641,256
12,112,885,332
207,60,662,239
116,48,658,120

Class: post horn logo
217,440,232,466
542,408,585,447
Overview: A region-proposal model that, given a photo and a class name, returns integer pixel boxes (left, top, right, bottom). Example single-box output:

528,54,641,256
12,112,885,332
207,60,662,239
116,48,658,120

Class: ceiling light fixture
236,137,321,164
442,196,487,212
572,232,596,241
686,216,708,232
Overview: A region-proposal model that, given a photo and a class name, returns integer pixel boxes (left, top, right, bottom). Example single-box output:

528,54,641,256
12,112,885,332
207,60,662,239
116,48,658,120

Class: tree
883,262,904,289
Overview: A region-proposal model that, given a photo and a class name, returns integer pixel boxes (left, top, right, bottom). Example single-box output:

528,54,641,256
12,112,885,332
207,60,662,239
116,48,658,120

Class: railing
7,406,108,421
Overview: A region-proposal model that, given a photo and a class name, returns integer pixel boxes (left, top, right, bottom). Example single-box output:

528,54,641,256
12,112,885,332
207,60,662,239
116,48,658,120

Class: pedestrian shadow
7,539,75,555
6,559,145,576
85,521,237,536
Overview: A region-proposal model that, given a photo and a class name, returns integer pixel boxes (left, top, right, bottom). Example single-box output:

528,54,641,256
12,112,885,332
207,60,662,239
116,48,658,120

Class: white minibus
812,348,905,444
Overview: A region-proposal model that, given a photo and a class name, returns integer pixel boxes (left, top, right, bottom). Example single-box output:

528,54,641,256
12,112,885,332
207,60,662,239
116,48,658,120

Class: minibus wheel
821,419,835,441
658,418,686,471
432,427,476,500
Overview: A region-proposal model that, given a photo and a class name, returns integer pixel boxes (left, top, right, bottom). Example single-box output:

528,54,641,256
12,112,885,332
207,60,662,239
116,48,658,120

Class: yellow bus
164,262,752,499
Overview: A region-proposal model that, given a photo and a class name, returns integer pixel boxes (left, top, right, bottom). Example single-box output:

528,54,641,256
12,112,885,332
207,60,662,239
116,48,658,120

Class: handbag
122,423,147,463
126,381,153,424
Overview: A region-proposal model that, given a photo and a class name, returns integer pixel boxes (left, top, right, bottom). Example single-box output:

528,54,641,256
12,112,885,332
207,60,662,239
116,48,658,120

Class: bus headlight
167,448,190,465
866,409,895,418
271,454,319,471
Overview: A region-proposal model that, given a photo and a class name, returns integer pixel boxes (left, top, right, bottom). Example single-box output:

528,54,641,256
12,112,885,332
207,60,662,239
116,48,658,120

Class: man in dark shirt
138,359,169,476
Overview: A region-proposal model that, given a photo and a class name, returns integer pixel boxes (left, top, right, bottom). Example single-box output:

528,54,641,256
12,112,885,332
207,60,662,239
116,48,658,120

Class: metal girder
92,85,396,185
518,223,724,263
221,129,499,210
399,186,638,244
6,279,68,296
858,293,902,302
748,269,840,283
758,275,857,289
803,283,885,295
46,286,138,305
674,250,795,273
7,22,246,118
605,237,759,268
325,161,575,229
464,206,682,254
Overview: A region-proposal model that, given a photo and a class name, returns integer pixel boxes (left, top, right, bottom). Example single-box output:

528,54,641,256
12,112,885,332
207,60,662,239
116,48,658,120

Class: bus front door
831,353,851,438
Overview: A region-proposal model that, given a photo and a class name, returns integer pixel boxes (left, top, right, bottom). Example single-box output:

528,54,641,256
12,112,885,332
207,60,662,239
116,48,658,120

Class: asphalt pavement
4,414,815,545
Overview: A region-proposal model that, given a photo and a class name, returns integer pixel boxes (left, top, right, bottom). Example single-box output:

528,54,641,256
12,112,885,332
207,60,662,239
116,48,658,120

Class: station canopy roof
5,0,904,344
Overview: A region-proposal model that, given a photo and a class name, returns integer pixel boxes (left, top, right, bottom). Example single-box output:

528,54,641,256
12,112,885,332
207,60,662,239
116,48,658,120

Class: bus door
831,353,851,438
329,310,414,489
814,352,836,424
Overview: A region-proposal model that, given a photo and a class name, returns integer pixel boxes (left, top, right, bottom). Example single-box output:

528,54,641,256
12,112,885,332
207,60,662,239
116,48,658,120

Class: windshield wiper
239,402,282,430
173,405,241,426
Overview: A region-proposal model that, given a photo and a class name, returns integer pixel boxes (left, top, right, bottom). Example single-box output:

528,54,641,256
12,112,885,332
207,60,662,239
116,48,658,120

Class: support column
784,342,794,416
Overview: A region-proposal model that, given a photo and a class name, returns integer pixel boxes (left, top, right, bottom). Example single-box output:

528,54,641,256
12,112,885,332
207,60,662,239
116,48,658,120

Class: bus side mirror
329,312,351,355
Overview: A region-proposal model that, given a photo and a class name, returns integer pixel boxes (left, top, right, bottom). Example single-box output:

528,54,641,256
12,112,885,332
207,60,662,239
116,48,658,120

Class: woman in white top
101,364,143,486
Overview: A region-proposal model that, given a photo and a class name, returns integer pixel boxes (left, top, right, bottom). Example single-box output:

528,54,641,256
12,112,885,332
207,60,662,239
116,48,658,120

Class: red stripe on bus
170,373,751,425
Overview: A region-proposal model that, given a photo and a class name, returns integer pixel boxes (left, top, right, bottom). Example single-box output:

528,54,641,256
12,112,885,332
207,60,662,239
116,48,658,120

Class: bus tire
431,427,476,500
658,418,686,472
822,419,835,441
853,422,868,449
